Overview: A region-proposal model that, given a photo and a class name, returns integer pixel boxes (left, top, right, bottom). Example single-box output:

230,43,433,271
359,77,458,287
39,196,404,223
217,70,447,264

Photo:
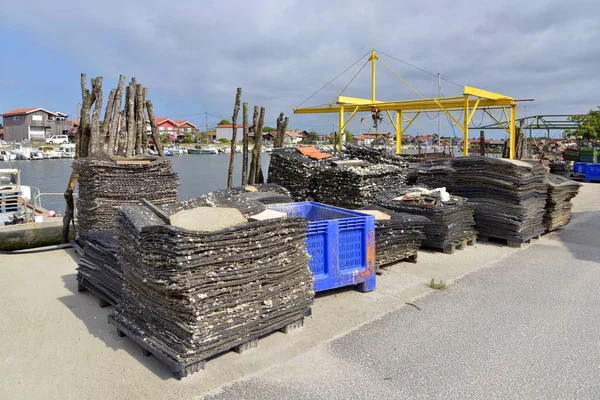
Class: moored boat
58,143,76,159
0,168,73,251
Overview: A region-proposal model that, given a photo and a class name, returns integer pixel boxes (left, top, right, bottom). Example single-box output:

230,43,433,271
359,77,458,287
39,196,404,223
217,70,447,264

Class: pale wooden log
102,88,116,152
108,75,126,155
126,83,136,157
78,74,95,158
275,112,284,148
146,100,164,157
135,83,144,155
248,105,260,185
89,76,103,155
227,87,242,189
141,88,148,151
241,101,249,186
254,106,266,184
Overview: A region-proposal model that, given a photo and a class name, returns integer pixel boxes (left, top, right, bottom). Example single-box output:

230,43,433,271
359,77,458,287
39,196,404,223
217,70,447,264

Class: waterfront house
1,108,73,142
353,132,392,146
401,134,416,143
175,120,198,134
216,124,254,141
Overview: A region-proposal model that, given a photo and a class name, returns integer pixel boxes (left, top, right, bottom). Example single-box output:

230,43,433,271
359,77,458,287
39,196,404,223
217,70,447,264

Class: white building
216,124,253,141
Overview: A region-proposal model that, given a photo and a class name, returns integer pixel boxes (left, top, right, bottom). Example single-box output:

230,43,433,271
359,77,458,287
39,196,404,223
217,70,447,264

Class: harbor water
6,155,271,214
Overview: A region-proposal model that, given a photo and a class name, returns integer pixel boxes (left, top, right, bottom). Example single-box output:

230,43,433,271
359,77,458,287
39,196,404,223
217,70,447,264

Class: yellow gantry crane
294,50,519,159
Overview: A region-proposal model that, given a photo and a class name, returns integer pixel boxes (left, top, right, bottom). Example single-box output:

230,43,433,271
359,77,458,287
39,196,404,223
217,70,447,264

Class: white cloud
1,0,599,135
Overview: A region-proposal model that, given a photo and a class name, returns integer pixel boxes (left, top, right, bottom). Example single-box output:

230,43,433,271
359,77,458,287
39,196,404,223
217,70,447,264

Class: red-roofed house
174,120,198,134
1,108,73,142
144,118,179,141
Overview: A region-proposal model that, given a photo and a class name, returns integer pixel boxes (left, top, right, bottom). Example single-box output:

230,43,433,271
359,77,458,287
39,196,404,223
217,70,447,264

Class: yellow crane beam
293,50,519,158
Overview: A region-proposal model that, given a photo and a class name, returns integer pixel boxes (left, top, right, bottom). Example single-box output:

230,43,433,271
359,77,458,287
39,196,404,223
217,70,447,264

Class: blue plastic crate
585,163,600,183
573,162,587,175
267,202,376,292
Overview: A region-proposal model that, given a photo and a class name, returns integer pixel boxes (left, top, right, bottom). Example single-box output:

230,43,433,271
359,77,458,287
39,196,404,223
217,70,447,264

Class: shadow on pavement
57,273,173,380
554,211,600,263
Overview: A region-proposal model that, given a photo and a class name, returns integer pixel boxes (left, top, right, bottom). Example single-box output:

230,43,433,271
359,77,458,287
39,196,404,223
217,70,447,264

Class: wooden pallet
478,232,542,248
109,309,310,379
76,276,115,308
442,236,477,255
377,251,418,273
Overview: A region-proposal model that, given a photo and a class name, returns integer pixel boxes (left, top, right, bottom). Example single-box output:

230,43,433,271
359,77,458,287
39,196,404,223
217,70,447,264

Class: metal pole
463,95,469,156
338,106,344,152
371,50,376,103
395,111,401,155
437,73,441,138
509,105,516,160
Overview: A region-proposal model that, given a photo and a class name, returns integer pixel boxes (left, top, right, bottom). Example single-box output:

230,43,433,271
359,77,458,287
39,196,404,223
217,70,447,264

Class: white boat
147,148,158,156
12,142,33,160
0,150,17,161
58,143,76,158
37,146,60,159
165,144,185,155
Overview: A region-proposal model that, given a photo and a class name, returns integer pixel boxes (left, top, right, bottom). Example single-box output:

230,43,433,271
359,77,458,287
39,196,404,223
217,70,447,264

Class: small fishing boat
0,168,74,250
37,146,60,159
12,142,33,160
58,143,76,159
165,144,186,155
188,144,217,155
0,150,17,161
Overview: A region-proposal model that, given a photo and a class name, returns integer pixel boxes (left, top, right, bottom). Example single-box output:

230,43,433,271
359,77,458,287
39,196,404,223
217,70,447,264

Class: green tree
263,126,276,132
218,119,231,125
567,107,600,139
309,132,319,142
345,131,353,142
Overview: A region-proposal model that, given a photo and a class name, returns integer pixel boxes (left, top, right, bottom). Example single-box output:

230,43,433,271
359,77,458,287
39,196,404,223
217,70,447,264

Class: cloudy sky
1,0,598,139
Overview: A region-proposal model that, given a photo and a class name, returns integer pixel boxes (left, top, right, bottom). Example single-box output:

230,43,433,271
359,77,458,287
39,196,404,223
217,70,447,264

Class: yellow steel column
510,104,516,159
396,111,402,154
339,106,344,152
463,95,469,156
371,50,376,102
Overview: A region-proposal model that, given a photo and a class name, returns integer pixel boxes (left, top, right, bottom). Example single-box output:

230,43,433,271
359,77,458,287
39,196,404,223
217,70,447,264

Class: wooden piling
241,102,249,186
248,106,259,185
227,88,242,189
108,75,126,156
89,77,103,156
146,100,164,157
254,106,265,184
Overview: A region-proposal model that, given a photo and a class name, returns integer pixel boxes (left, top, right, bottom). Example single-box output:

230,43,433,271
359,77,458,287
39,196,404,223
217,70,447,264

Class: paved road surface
206,209,600,399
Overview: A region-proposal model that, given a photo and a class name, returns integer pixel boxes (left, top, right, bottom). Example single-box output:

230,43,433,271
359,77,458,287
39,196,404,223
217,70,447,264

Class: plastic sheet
111,197,314,364
268,147,409,209
377,189,476,249
418,157,548,241
73,157,179,237
358,205,428,267
544,174,582,231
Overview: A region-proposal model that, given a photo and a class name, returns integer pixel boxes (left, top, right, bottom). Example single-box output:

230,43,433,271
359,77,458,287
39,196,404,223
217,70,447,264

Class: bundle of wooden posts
226,88,289,188
68,74,179,305
76,74,164,158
